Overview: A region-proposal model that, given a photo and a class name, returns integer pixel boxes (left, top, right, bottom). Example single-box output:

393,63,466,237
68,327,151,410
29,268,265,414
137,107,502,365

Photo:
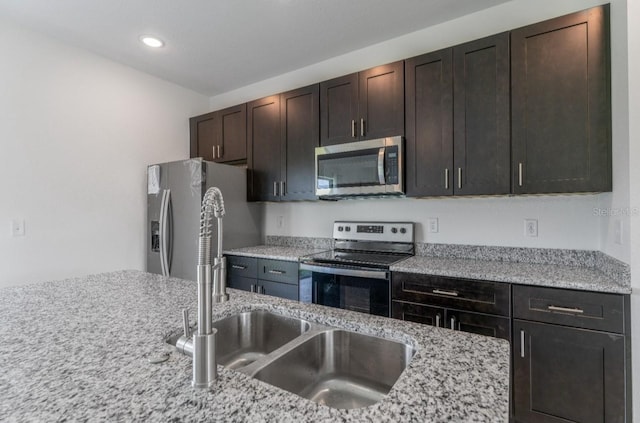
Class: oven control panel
333,221,414,243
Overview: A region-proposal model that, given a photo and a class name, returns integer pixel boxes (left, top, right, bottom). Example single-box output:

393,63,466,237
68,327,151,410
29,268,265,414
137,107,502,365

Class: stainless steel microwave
315,136,404,198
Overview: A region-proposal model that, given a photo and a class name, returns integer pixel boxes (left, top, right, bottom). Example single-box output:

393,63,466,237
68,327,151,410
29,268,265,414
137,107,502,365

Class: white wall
210,0,630,260
627,0,640,417
0,19,210,287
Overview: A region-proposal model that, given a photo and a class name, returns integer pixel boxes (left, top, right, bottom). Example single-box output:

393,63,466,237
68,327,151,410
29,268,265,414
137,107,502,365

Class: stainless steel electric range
299,221,414,317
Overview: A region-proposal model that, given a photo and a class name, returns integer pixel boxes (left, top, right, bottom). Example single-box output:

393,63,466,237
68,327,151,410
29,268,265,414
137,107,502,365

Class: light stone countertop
0,270,509,422
224,245,328,262
391,256,631,294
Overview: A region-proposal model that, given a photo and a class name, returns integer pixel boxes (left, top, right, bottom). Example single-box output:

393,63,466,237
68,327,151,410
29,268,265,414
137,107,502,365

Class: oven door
299,263,390,317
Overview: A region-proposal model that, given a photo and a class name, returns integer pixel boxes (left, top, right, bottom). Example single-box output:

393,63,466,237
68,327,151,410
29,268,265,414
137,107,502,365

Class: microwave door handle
377,148,385,185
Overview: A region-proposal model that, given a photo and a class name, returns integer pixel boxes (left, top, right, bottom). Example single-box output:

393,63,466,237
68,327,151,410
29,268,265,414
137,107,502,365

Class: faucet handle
182,308,191,338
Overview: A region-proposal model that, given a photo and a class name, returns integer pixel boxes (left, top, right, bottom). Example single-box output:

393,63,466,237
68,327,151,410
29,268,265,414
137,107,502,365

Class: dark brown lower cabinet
513,320,626,423
392,300,511,341
226,255,299,301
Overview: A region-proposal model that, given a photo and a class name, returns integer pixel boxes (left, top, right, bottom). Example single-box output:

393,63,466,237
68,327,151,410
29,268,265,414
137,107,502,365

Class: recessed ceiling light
140,36,164,48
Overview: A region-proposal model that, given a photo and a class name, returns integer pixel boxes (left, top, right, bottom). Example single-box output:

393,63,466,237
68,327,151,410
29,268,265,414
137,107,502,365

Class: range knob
338,226,344,232
391,227,398,234
400,227,407,234
345,226,351,232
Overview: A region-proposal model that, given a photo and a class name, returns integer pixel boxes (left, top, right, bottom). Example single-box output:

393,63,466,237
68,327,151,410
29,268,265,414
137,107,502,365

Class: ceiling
0,0,510,96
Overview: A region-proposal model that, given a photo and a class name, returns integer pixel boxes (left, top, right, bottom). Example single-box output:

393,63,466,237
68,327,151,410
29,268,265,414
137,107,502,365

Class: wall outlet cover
524,219,538,237
428,218,439,233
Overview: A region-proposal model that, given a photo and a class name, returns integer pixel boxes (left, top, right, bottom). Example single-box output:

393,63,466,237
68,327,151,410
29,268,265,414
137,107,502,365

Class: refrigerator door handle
166,189,173,276
159,189,171,277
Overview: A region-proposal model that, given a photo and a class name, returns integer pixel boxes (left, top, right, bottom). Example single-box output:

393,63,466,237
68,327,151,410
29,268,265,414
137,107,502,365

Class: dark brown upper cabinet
320,61,404,146
511,5,611,194
405,48,453,196
405,33,509,197
247,95,281,202
247,85,319,202
280,85,319,201
453,33,510,195
189,104,247,163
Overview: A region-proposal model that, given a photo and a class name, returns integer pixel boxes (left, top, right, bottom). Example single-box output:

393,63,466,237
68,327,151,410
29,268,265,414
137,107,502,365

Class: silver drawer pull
520,330,525,358
548,305,584,314
435,314,441,328
433,289,459,297
231,265,247,270
268,269,285,275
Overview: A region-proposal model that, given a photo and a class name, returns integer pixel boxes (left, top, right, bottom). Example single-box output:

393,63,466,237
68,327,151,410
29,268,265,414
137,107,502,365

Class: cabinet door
453,33,510,195
280,85,319,200
247,95,281,201
320,73,359,146
359,61,405,140
216,104,247,163
189,112,216,161
405,49,453,196
228,275,257,293
447,309,511,341
511,5,611,194
513,320,627,423
259,280,299,301
392,300,445,328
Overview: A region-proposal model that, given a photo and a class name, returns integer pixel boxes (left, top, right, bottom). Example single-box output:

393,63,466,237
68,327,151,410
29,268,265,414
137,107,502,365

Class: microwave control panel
385,146,399,184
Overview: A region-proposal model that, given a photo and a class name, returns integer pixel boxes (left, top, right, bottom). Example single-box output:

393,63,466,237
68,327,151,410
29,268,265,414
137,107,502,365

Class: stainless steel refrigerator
146,158,262,281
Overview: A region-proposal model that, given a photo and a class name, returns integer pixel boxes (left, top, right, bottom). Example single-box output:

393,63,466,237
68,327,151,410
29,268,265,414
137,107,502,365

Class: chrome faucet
180,186,228,390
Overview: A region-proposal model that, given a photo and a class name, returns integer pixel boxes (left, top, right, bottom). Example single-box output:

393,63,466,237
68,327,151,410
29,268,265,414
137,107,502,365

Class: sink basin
213,310,310,370
251,329,415,409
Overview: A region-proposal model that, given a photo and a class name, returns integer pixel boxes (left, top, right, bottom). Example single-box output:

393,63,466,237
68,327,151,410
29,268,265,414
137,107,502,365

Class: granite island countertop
0,270,509,422
391,255,631,294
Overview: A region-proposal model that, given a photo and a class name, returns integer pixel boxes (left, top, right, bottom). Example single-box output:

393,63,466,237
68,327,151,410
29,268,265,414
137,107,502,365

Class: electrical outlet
276,215,284,229
10,219,25,237
524,219,538,237
428,218,439,233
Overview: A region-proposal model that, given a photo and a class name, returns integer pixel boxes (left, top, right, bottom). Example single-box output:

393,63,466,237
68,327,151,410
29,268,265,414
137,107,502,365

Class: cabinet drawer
448,310,511,341
392,301,444,327
392,272,511,316
226,255,258,279
513,285,626,333
258,259,298,285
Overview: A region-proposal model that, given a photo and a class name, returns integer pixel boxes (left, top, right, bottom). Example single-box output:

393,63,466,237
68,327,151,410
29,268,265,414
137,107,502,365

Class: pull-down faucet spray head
191,186,227,390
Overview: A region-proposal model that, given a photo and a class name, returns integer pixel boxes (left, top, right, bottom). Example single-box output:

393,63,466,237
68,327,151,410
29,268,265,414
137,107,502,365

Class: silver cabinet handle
444,168,449,190
450,316,456,330
351,120,357,138
457,168,462,190
217,145,222,159
280,181,285,197
433,289,459,297
273,181,278,196
268,269,285,275
435,314,441,328
231,265,247,270
250,284,256,293
520,329,525,358
360,118,365,137
212,145,216,159
548,305,584,314
518,162,523,187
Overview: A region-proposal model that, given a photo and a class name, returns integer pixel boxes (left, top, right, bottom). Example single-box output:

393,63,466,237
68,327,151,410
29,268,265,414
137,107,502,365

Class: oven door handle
299,263,388,280
377,147,386,185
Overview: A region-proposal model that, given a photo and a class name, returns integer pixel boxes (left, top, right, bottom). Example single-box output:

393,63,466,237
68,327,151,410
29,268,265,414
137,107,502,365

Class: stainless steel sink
167,310,415,409
212,310,311,369
250,329,415,409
